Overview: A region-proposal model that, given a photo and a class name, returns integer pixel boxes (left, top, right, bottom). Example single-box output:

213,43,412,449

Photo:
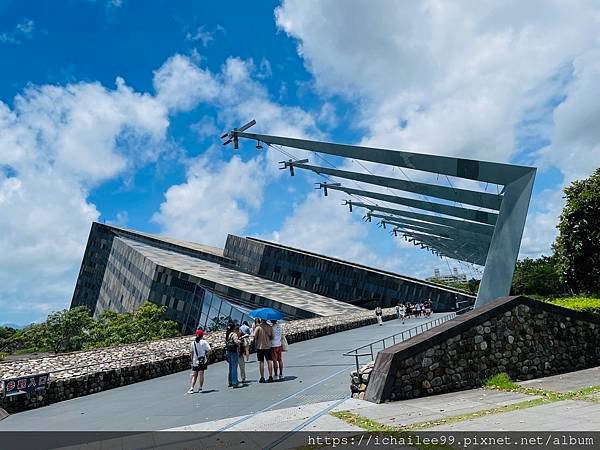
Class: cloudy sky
1,0,599,325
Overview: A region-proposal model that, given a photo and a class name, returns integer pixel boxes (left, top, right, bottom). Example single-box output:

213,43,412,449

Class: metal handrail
343,311,458,372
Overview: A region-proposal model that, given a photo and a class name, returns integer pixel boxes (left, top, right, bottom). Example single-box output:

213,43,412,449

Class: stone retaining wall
0,308,397,413
365,296,600,403
350,361,374,400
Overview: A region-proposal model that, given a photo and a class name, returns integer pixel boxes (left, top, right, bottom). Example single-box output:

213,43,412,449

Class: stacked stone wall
365,297,600,403
0,308,397,413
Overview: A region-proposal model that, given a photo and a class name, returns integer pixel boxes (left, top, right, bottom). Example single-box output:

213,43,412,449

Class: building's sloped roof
106,223,227,259
120,238,366,317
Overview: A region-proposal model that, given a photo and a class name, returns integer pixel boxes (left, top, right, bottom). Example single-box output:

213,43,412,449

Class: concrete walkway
173,366,600,433
0,314,442,431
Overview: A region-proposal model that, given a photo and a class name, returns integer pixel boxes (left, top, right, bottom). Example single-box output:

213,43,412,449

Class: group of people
396,300,433,321
188,317,286,393
374,300,434,325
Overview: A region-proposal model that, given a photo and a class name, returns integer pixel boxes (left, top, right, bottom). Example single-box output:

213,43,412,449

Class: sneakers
187,387,194,394
267,376,274,383
259,377,266,383
279,374,284,380
197,387,202,392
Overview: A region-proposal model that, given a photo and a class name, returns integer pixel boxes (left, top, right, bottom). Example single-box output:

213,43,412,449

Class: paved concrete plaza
0,314,442,431
517,366,600,393
176,367,600,433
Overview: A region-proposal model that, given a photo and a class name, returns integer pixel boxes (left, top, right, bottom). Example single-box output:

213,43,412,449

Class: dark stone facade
72,222,235,314
224,235,474,311
365,296,600,403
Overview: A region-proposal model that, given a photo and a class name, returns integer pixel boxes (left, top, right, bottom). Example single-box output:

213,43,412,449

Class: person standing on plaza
225,322,242,388
253,318,274,383
188,329,210,394
399,303,406,323
416,302,422,317
250,317,261,354
395,304,400,319
240,320,252,362
375,305,383,325
270,320,284,380
236,325,248,383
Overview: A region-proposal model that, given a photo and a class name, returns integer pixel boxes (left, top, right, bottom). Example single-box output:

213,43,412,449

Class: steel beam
395,226,489,257
379,216,492,245
323,183,498,225
354,203,495,237
290,161,503,210
237,131,531,185
397,229,487,265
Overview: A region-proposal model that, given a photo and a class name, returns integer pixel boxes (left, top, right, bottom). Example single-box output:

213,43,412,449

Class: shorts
256,348,272,362
271,346,283,362
192,362,207,371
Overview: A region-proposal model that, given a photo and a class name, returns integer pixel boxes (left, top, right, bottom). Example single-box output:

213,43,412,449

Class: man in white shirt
270,320,284,380
188,329,211,393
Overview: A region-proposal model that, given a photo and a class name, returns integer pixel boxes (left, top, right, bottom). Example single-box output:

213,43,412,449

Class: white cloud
520,189,564,258
536,50,600,184
153,54,220,112
153,151,267,246
150,55,321,245
185,26,214,47
0,18,35,44
0,76,171,323
267,191,372,262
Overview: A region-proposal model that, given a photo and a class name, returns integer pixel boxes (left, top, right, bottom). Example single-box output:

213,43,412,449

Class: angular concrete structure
71,223,474,333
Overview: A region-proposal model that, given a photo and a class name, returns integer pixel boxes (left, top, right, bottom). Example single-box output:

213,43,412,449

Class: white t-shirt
190,340,211,365
271,323,283,347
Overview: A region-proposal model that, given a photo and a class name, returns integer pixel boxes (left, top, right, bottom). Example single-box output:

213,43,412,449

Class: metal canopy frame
223,124,536,308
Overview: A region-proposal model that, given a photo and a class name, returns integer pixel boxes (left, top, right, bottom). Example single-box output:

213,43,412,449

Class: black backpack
226,333,238,352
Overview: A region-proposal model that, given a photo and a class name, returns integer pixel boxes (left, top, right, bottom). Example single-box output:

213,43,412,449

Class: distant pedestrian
240,320,252,362
416,302,422,317
399,304,406,323
225,322,241,388
253,318,274,383
375,306,383,325
395,304,400,319
270,320,284,380
236,325,247,383
188,329,210,394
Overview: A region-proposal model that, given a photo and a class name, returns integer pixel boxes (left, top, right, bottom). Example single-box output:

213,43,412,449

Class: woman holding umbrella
249,307,283,383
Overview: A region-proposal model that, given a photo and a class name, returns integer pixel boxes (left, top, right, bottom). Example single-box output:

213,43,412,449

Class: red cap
195,329,205,337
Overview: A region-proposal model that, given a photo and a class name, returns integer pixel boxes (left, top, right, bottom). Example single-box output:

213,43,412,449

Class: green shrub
549,296,600,316
485,372,519,390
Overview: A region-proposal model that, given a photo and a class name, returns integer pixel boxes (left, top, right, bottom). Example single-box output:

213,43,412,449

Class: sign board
2,373,50,397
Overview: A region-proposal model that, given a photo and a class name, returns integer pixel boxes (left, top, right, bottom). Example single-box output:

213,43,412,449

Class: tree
87,302,180,348
0,326,16,340
44,307,94,353
511,255,566,296
554,168,600,295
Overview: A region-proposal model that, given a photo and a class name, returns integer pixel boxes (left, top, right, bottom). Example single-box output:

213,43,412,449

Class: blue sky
1,0,599,325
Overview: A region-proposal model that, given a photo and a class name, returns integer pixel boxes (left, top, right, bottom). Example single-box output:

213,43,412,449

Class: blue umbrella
248,307,284,321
